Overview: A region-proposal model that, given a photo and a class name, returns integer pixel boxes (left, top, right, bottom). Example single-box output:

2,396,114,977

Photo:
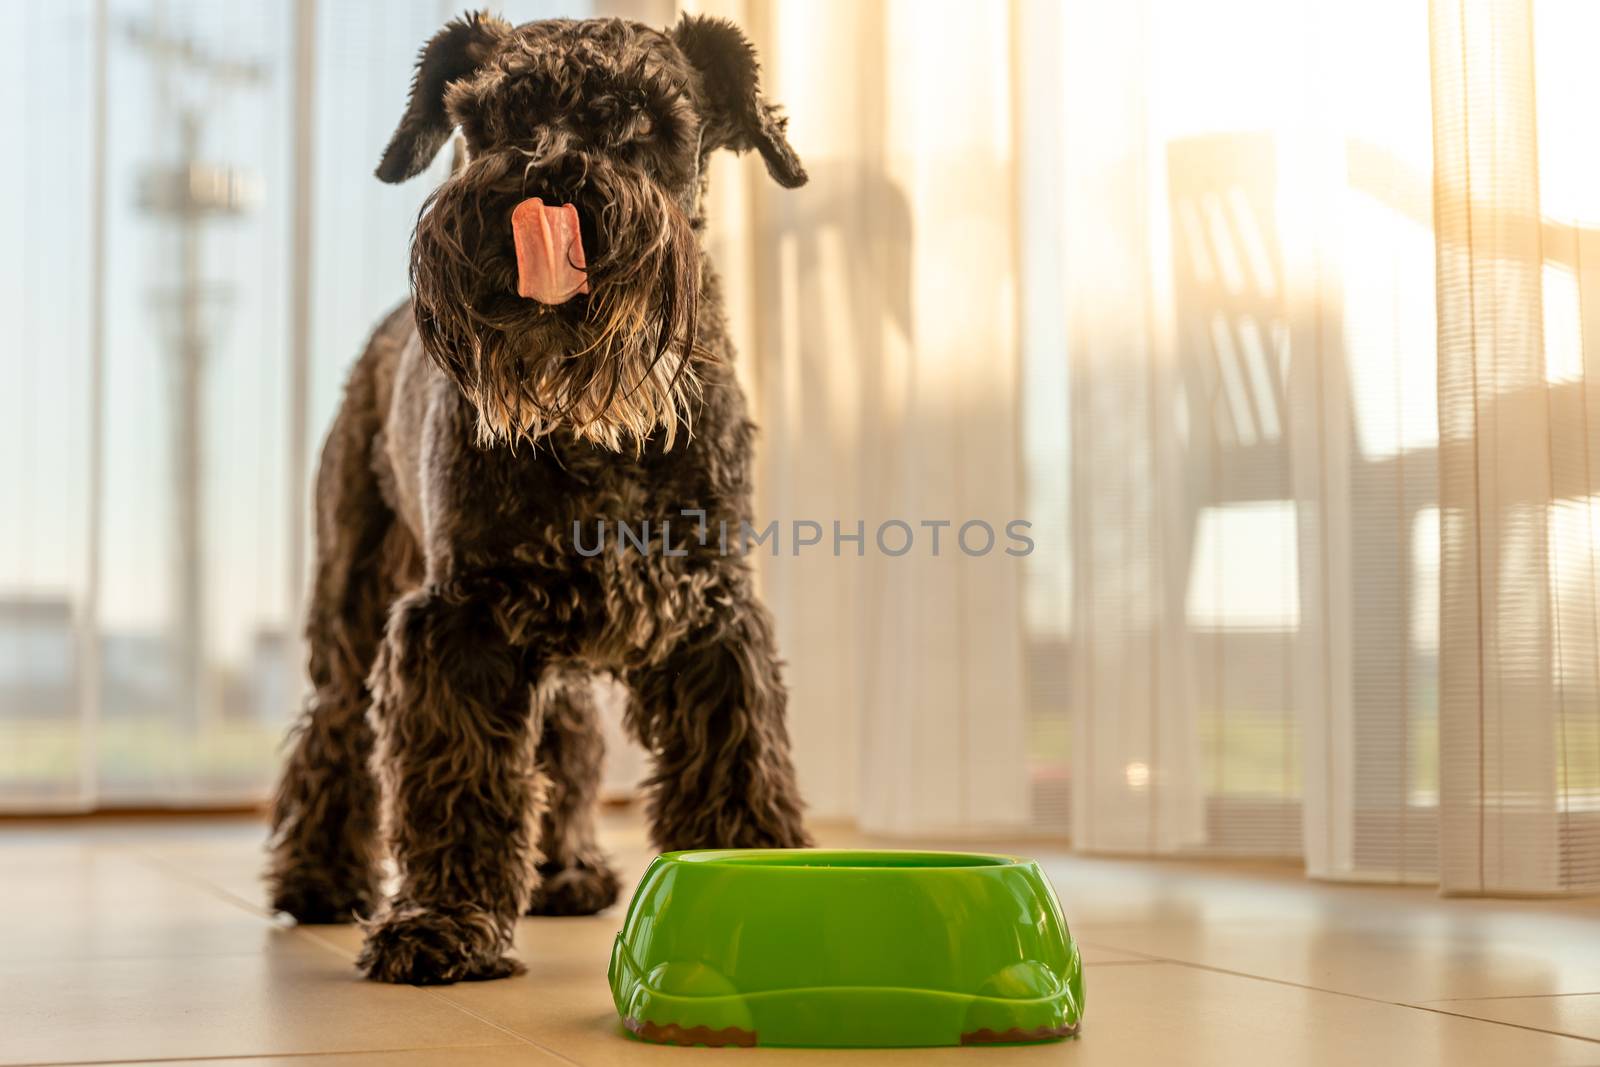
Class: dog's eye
634,113,654,139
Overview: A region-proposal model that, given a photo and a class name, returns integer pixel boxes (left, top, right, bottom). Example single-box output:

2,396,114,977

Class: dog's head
377,13,805,450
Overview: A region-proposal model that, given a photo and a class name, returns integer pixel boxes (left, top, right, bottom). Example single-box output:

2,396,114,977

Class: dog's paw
525,859,621,917
357,905,523,985
268,869,378,925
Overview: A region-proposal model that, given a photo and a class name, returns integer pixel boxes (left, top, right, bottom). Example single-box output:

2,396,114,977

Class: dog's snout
511,197,589,305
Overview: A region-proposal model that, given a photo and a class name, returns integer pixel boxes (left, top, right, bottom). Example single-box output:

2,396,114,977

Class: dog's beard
410,158,702,452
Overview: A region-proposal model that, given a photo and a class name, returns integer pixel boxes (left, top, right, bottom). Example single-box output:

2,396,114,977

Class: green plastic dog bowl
608,849,1084,1048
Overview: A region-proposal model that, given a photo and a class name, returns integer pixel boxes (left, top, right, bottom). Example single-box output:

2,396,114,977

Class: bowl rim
656,848,1031,871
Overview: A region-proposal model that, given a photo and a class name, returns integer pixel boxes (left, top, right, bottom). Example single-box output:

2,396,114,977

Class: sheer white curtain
1433,0,1600,894
2,0,306,808
710,0,1442,859
729,0,1599,894
1041,0,1443,876
700,0,1032,834
1033,0,1599,892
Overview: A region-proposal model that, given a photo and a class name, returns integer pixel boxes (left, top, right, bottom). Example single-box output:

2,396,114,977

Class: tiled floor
3,812,1600,1066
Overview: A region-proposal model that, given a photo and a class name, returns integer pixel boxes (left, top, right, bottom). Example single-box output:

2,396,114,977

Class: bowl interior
671,849,1016,869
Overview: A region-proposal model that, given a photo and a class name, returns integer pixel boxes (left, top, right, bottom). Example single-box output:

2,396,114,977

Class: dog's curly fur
266,12,811,985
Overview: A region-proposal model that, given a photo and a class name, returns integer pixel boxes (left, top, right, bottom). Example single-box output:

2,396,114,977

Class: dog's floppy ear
671,14,806,189
376,11,509,184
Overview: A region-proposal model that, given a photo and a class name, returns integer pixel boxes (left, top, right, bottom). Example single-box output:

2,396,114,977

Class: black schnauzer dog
265,12,811,985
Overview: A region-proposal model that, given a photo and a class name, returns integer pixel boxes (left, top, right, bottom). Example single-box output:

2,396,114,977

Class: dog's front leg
357,581,544,984
628,594,812,852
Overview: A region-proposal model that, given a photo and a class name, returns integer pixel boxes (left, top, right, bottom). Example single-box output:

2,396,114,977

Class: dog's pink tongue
512,197,589,304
